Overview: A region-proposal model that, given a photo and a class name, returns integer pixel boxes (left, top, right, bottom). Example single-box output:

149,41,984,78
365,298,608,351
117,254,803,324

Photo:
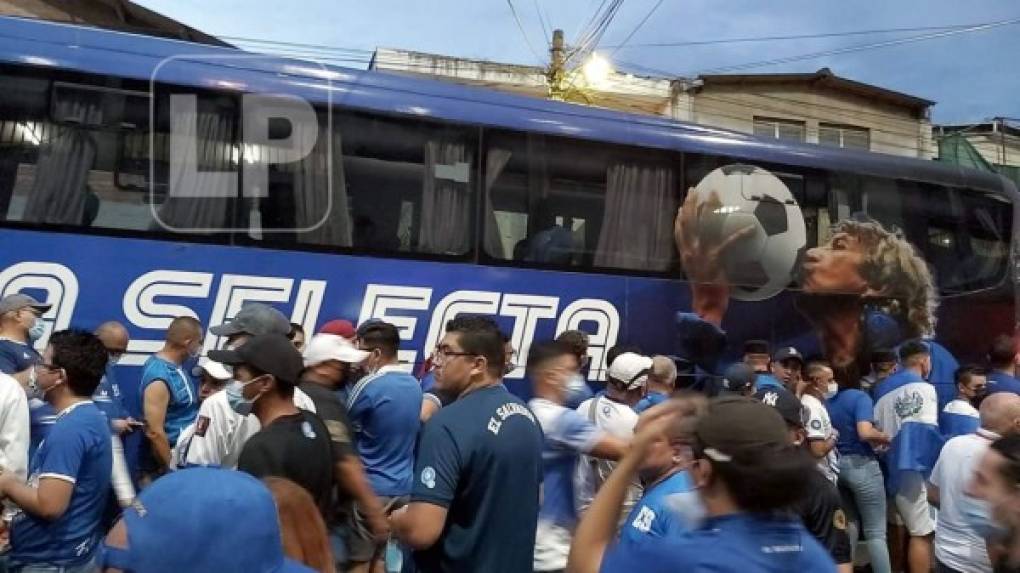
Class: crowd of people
0,291,1019,573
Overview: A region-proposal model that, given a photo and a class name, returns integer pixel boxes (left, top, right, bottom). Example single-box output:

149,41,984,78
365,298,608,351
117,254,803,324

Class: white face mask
823,382,839,400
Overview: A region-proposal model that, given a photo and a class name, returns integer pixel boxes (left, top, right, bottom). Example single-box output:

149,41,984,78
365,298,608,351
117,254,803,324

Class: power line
506,0,546,65
691,16,1020,75
603,23,971,49
533,0,552,44
610,0,666,56
219,35,374,55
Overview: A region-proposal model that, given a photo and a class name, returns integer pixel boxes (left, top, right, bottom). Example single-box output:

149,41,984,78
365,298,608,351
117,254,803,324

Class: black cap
695,396,790,462
208,334,303,386
743,339,770,355
720,363,756,393
773,346,804,364
754,387,808,428
870,349,897,364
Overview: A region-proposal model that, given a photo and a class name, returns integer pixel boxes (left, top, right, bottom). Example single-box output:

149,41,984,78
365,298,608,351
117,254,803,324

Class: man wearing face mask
212,334,335,517
347,321,422,573
0,294,53,462
874,340,943,573
0,329,112,572
92,322,138,518
616,392,707,548
757,387,854,572
802,361,840,484
172,303,316,470
556,329,595,409
139,316,202,479
967,434,1020,572
939,365,988,439
928,392,1020,573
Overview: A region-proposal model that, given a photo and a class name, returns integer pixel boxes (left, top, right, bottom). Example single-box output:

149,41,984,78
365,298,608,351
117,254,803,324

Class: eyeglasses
433,346,477,364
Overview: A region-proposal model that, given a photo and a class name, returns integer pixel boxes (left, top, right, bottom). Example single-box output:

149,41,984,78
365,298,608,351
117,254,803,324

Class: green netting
938,133,995,172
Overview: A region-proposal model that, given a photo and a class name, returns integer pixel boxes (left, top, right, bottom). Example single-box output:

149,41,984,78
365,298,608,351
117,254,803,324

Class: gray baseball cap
210,303,290,337
0,293,51,315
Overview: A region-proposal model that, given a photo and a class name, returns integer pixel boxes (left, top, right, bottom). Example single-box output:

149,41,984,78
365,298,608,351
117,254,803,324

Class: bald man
634,356,678,413
141,317,202,476
928,392,1020,573
93,322,138,511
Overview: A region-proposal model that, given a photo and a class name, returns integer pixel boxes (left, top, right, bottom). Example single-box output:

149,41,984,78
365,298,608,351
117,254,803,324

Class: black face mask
971,389,989,409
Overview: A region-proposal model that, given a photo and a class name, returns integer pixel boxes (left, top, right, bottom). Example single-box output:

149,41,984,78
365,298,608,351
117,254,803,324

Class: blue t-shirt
139,355,197,447
10,401,112,567
420,371,436,393
826,388,876,458
346,366,422,497
601,513,836,573
634,391,667,413
529,397,600,527
93,362,128,426
619,471,698,546
0,338,37,376
987,370,1020,395
411,385,543,573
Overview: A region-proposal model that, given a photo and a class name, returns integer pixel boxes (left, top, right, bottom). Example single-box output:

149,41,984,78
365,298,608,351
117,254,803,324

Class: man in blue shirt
0,329,112,572
391,316,543,573
140,316,202,478
986,334,1020,395
618,393,705,547
0,294,54,460
92,322,133,434
939,365,986,439
528,340,627,573
568,396,835,573
347,321,422,572
633,356,676,413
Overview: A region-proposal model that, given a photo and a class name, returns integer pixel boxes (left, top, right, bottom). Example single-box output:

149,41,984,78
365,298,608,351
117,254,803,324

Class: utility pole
547,29,566,100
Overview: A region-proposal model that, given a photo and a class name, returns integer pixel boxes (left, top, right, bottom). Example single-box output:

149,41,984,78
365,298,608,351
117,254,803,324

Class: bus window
247,110,477,256
838,172,1011,294
0,71,235,236
483,131,678,272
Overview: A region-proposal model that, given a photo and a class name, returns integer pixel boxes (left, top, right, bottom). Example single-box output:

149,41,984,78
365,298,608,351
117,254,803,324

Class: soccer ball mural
691,164,806,301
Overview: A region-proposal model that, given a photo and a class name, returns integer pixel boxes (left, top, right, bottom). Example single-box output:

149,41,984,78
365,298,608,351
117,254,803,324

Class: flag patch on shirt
195,415,210,437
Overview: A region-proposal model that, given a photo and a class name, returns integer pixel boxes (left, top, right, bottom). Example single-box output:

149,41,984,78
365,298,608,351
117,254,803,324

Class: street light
582,53,613,88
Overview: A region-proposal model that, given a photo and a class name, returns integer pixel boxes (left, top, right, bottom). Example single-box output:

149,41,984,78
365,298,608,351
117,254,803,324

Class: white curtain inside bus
156,111,234,232
289,127,352,247
484,148,512,260
594,162,676,271
22,98,101,225
420,140,472,255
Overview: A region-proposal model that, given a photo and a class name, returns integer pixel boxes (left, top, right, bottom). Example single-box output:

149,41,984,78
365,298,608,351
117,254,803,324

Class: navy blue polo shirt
0,339,55,459
411,384,543,573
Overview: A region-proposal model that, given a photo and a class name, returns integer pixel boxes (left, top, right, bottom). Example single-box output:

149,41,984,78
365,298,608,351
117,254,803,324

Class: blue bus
0,16,1016,410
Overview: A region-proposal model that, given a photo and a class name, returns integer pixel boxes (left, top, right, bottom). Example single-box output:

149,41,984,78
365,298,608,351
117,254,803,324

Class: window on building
819,123,870,150
752,117,806,142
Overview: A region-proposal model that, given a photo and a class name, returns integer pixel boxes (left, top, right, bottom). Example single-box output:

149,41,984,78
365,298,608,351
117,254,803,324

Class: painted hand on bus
673,189,755,326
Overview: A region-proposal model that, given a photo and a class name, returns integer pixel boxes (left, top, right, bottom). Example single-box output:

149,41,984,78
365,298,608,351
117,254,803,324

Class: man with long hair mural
675,181,952,573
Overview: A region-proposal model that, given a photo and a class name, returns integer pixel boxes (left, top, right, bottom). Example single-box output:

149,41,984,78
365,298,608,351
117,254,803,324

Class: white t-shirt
574,395,641,516
929,429,997,572
801,394,839,484
172,387,316,470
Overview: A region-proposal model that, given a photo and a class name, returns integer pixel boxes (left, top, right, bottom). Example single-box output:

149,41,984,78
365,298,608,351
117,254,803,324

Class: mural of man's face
801,232,871,295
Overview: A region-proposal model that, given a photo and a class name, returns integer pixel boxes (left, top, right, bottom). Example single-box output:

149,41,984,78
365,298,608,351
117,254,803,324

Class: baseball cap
318,319,356,339
303,334,369,367
720,363,757,393
0,293,51,315
209,334,303,386
607,352,653,390
192,358,231,381
97,467,313,573
210,303,290,338
695,396,790,463
743,339,770,355
870,349,897,364
754,387,808,428
773,346,804,364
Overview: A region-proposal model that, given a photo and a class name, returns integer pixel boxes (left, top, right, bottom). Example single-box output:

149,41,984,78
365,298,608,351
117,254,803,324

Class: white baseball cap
608,352,654,390
303,334,369,367
195,359,231,381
